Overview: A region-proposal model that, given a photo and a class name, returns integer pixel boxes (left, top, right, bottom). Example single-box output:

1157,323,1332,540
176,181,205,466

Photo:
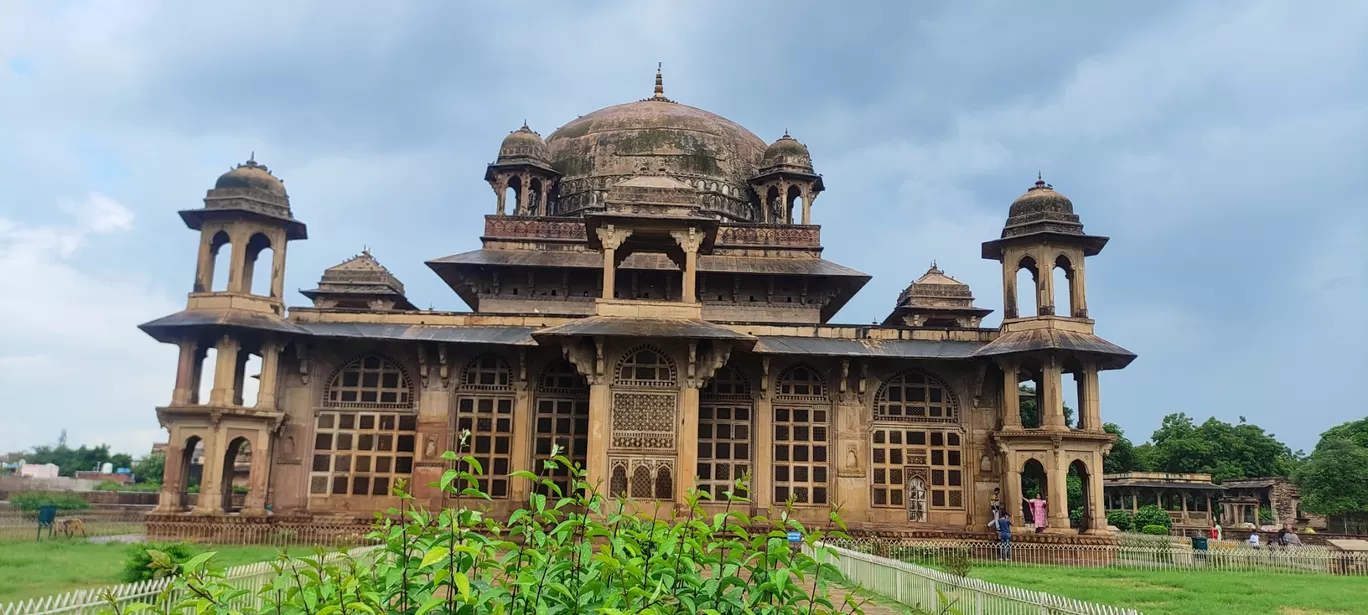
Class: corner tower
142,156,307,518
977,176,1133,535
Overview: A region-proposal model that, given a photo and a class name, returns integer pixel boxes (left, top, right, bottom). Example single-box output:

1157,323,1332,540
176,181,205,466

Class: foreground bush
1106,510,1133,532
106,440,870,615
1141,524,1169,536
10,491,90,513
1133,504,1172,530
121,542,195,583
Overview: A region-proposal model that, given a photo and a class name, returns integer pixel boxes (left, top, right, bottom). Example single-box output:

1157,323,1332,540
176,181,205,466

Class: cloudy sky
1,1,1364,458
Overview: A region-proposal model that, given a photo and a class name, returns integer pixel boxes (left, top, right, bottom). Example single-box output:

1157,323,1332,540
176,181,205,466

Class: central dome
546,98,767,221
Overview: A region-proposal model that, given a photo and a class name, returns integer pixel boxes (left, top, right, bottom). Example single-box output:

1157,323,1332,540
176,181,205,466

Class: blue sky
0,1,1364,457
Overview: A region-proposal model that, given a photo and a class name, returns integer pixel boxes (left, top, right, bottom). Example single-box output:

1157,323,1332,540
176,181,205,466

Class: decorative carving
563,342,599,385
670,227,705,253
610,391,678,450
840,359,849,394
760,357,771,398
692,342,733,388
425,435,437,458
517,348,527,383
971,362,987,406
596,224,633,251
295,344,310,385
907,475,929,522
417,345,429,389
858,362,868,397
438,344,450,385
716,224,820,248
483,216,587,241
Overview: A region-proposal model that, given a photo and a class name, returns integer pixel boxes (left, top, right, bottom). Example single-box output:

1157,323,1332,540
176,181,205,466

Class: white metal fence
834,538,1368,576
814,542,1142,615
0,545,381,615
0,511,146,542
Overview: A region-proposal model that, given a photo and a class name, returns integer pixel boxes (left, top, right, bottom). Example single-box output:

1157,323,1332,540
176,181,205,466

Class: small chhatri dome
1000,173,1083,239
882,262,993,327
498,121,549,162
761,131,813,169
301,249,415,311
214,153,287,198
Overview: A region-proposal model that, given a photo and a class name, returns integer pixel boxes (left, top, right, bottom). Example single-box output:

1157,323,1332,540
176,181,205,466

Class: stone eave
981,231,1109,260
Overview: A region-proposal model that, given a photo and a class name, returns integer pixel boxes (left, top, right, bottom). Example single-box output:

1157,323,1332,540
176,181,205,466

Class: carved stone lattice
611,391,678,450
610,456,675,500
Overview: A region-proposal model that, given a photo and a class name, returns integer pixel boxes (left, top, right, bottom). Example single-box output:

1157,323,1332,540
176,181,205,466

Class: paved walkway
89,533,146,544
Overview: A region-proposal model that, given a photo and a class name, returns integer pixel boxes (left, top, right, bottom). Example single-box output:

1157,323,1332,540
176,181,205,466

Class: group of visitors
1213,521,1304,552
986,487,1051,560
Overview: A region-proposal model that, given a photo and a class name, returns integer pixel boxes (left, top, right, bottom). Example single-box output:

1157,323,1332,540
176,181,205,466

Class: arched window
609,463,628,498
772,363,830,505
630,466,653,499
654,466,673,500
875,370,958,423
312,354,417,498
615,346,676,386
534,360,590,497
698,365,752,499
457,354,514,498
323,355,413,409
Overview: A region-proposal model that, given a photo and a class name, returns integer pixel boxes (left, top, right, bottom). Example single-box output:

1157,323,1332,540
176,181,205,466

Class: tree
133,453,166,485
1018,384,1075,428
1295,429,1368,517
1102,423,1144,474
1145,413,1296,482
1318,417,1368,449
110,453,135,471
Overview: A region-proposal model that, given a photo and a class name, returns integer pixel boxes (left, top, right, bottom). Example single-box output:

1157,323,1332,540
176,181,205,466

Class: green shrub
1134,504,1173,530
944,546,973,577
1070,506,1084,528
1258,508,1275,524
9,491,90,513
120,542,195,583
1142,524,1170,535
94,480,160,492
1107,510,1134,531
102,439,862,615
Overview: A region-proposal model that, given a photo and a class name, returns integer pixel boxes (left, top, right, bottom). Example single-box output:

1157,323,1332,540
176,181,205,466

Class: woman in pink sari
1024,494,1048,532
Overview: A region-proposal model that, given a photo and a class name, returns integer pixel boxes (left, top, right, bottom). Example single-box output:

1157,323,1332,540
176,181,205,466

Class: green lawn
966,564,1368,615
0,541,292,602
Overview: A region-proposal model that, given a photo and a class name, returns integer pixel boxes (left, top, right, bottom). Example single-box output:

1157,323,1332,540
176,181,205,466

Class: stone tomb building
142,72,1134,537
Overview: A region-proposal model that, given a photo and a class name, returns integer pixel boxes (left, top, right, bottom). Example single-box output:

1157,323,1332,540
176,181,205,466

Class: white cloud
0,194,178,455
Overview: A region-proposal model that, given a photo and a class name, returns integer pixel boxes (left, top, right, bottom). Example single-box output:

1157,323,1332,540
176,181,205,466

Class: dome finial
1032,171,1051,191
249,150,256,164
653,62,665,99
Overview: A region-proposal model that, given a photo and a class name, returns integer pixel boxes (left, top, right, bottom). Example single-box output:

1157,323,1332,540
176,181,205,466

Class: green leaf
420,546,451,568
415,595,446,615
455,571,471,601
182,552,217,571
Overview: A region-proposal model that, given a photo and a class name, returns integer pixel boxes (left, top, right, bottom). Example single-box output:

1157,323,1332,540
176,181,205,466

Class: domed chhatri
761,132,813,170
214,155,288,199
999,174,1085,240
498,122,550,163
882,262,993,327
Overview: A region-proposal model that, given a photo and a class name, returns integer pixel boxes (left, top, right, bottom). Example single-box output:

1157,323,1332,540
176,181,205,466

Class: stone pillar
255,341,282,410
156,438,187,513
801,190,813,225
1080,363,1101,431
517,173,530,215
510,379,534,503
270,234,287,301
172,341,198,405
1046,453,1070,532
241,429,271,516
538,184,549,217
1087,462,1109,533
1001,250,1019,319
998,359,1021,429
193,429,225,515
1041,356,1066,429
1002,460,1022,532
412,359,451,510
586,380,610,499
227,228,248,294
233,350,249,406
1071,256,1089,318
753,390,773,514
596,225,631,300
671,228,703,304
495,179,507,216
677,383,700,502
194,231,217,293
1037,245,1055,316
209,336,240,406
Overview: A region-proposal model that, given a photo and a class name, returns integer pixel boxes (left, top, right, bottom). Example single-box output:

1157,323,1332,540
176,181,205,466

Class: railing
0,511,147,542
832,538,1368,576
813,542,1141,615
0,545,381,615
145,521,379,548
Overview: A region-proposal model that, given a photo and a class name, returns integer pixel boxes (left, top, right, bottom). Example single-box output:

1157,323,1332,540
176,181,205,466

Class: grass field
966,564,1368,615
0,541,293,603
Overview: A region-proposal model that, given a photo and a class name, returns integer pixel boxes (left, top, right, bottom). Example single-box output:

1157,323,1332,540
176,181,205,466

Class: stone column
194,232,217,293
1001,250,1019,319
1088,463,1109,533
801,190,813,225
172,341,198,406
156,438,186,513
193,429,225,515
510,379,534,503
255,341,282,410
270,233,288,301
1037,245,1055,316
1079,363,1101,431
209,336,240,406
227,228,248,293
1071,255,1089,318
582,337,610,498
596,225,631,300
241,428,271,516
753,389,773,514
671,228,703,304
998,359,1021,429
495,179,507,216
412,354,452,511
1041,356,1066,429
1046,453,1070,531
518,173,531,215
1002,459,1022,532
538,184,549,217
677,381,700,502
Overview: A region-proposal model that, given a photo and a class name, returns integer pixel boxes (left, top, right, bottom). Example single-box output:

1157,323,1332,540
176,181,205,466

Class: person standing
1024,493,1049,533
990,488,1003,522
994,514,1013,560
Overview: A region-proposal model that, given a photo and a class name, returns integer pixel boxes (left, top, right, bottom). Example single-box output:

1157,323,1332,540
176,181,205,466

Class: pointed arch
654,465,673,500
323,354,414,409
772,362,831,506
699,363,753,498
702,364,750,398
459,353,514,391
1054,253,1077,318
1016,255,1040,317
874,369,960,423
609,463,628,497
615,345,677,386
242,232,274,297
206,230,232,292
630,465,653,498
534,359,590,497
776,363,827,399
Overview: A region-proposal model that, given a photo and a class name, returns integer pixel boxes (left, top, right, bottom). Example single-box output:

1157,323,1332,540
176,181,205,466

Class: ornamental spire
646,62,674,103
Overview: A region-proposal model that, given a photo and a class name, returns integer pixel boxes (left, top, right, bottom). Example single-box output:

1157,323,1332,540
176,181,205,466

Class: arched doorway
221,437,251,513
178,435,202,511
1069,459,1091,532
1021,459,1048,530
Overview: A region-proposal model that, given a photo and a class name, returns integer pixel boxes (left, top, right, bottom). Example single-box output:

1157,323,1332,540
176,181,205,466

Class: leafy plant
1257,508,1275,525
121,542,195,583
9,491,90,513
1133,504,1172,530
1141,524,1169,536
943,546,972,578
1106,510,1133,532
104,436,867,615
